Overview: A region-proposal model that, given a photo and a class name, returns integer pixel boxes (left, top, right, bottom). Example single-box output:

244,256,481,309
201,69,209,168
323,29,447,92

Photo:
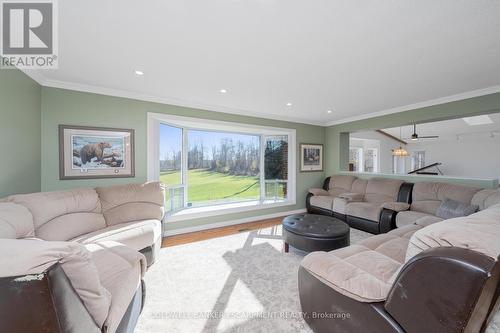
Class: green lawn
160,169,260,203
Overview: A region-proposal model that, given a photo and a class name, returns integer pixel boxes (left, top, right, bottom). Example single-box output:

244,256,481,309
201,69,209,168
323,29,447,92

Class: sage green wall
325,92,500,181
0,70,41,197
41,87,325,231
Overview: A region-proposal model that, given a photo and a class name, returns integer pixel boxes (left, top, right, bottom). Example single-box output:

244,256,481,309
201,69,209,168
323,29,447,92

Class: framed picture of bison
300,143,323,172
59,125,135,179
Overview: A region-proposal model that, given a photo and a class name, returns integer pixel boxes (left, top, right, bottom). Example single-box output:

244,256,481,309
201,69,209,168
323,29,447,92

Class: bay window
147,113,296,220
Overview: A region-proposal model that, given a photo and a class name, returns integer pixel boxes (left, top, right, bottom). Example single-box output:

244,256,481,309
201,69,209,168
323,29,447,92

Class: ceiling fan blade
418,136,439,139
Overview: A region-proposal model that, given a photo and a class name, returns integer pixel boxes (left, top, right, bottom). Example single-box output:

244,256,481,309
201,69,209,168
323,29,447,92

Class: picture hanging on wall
59,125,135,179
300,143,323,172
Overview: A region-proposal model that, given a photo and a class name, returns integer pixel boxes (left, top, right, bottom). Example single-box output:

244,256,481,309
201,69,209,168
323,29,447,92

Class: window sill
164,199,296,222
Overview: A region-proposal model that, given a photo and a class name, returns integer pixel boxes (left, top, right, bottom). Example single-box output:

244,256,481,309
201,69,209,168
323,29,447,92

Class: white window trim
147,112,296,221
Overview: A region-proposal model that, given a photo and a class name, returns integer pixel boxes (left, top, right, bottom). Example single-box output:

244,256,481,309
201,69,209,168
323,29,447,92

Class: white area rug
135,225,370,333
135,225,500,333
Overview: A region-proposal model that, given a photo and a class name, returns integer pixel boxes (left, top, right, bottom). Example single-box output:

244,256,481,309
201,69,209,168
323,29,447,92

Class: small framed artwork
300,143,323,172
59,125,135,180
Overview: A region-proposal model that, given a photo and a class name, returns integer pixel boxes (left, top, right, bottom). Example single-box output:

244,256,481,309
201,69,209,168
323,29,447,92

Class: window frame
147,113,296,222
364,147,379,173
349,146,364,172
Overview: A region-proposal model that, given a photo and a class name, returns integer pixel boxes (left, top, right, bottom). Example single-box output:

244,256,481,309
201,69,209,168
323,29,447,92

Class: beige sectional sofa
3,182,164,264
307,175,413,234
0,182,164,333
395,181,498,228
299,186,500,333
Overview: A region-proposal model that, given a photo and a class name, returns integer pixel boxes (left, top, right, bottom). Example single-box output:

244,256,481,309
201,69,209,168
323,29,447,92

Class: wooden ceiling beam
376,129,407,145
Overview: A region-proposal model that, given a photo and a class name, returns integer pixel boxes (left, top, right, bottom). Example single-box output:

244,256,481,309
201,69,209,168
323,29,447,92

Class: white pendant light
392,127,409,156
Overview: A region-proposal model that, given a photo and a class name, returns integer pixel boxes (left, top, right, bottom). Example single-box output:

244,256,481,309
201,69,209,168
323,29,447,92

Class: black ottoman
282,214,350,253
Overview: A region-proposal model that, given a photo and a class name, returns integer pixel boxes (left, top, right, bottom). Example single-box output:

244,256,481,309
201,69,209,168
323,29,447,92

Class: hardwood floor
162,217,283,247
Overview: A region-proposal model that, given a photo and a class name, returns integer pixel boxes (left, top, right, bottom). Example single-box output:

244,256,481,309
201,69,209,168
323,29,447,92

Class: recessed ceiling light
286,102,292,107
462,115,493,126
327,110,333,114
134,70,144,76
220,89,227,94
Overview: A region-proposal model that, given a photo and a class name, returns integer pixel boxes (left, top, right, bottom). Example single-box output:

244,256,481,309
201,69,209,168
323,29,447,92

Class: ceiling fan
409,124,439,141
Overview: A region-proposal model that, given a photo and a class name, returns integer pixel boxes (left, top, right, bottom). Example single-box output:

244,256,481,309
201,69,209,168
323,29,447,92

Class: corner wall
0,70,41,197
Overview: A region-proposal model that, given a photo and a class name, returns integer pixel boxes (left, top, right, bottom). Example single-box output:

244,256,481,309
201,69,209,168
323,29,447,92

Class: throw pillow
436,199,478,219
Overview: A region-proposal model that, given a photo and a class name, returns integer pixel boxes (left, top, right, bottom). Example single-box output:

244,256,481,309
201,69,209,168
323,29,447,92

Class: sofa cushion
356,233,412,263
71,219,162,253
300,223,423,302
411,182,481,215
310,196,334,211
96,182,164,226
388,224,424,238
382,202,410,212
301,226,422,303
472,188,500,211
8,188,106,241
406,203,500,262
410,200,442,215
396,210,434,228
301,246,399,302
308,188,330,196
0,239,112,328
437,183,481,203
333,197,348,215
414,215,443,227
0,203,34,239
328,175,357,197
351,179,368,196
363,178,404,204
338,192,364,201
435,198,478,219
346,202,382,222
85,241,146,333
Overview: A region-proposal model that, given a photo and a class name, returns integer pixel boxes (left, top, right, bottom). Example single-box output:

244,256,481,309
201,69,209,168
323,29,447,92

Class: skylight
462,115,493,126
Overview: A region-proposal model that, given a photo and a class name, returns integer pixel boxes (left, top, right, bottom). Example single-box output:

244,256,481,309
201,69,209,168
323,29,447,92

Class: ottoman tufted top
282,214,349,239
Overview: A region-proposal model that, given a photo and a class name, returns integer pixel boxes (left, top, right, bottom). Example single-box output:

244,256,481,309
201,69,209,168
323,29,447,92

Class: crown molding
20,68,47,85
325,85,500,127
32,76,325,126
18,69,500,128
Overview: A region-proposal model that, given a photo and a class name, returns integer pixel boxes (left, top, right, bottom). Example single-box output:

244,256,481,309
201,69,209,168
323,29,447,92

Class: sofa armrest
381,202,409,212
0,239,111,328
378,203,409,233
385,247,499,333
0,263,102,333
308,188,330,196
338,192,364,201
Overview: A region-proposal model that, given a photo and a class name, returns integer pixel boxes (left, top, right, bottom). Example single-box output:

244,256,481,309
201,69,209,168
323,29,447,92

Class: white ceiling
26,0,500,126
383,112,500,141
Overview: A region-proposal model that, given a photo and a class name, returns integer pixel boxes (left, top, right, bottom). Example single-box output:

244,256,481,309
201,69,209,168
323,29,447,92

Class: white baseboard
162,208,306,237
